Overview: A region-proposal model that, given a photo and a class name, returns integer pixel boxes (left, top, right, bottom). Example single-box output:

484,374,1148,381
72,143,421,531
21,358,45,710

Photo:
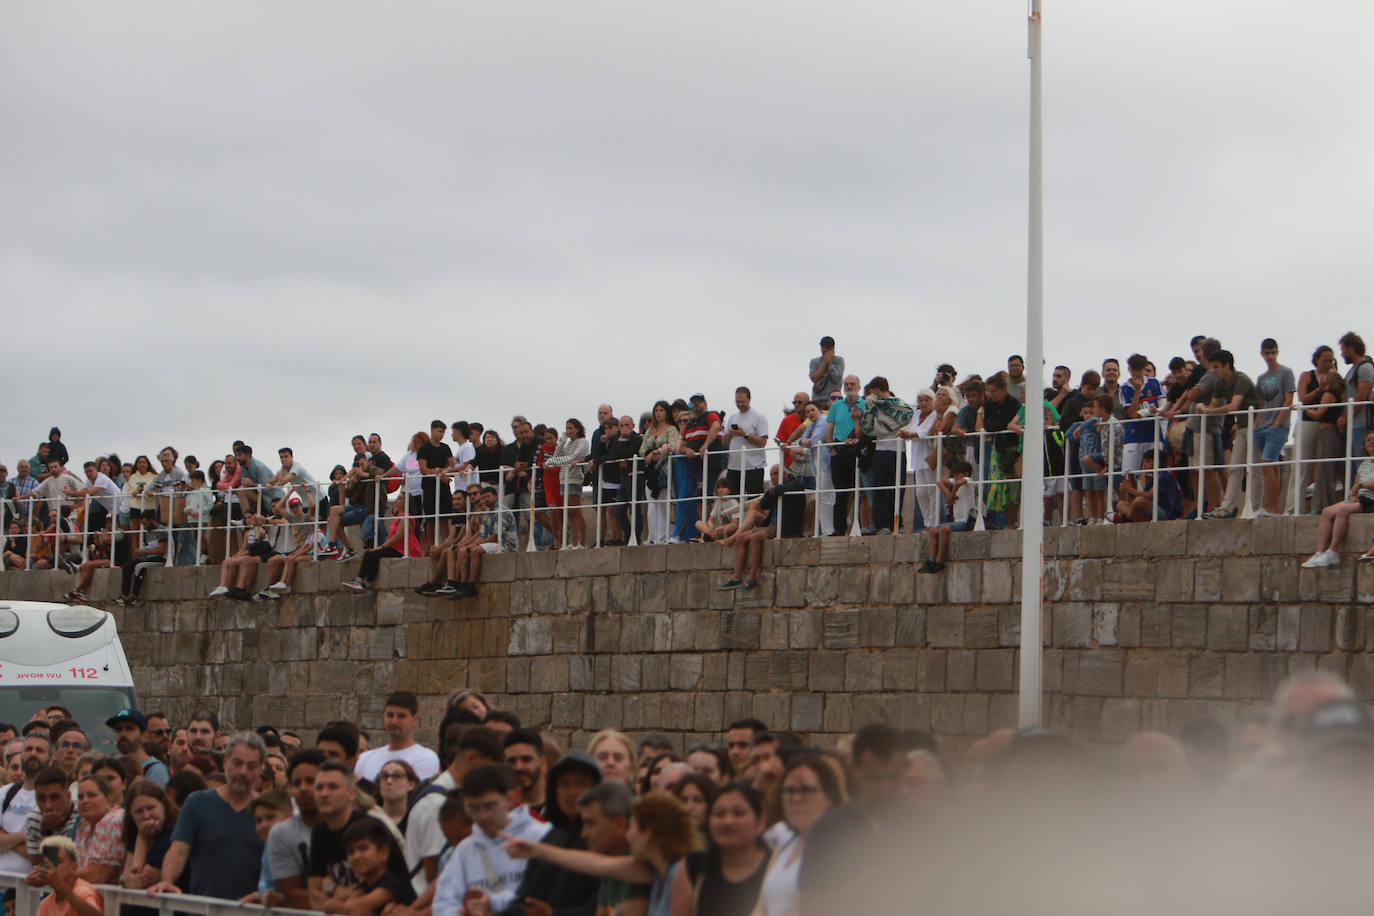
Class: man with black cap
107,708,169,787
810,337,845,400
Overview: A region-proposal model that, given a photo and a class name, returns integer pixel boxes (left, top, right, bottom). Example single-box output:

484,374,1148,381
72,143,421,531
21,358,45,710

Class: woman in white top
899,388,941,530
749,754,844,916
396,432,428,515
545,418,591,548
451,421,479,492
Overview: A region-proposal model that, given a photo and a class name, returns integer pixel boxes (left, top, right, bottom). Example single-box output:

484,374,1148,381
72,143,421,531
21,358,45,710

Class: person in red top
538,427,563,546
343,498,422,592
776,392,809,469
674,395,725,542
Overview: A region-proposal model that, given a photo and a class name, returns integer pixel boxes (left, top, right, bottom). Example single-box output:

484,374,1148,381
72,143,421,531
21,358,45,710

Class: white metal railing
0,871,315,915
2,398,1371,580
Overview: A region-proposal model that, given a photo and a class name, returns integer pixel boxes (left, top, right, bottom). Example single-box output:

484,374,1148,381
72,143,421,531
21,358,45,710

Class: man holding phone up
724,386,770,497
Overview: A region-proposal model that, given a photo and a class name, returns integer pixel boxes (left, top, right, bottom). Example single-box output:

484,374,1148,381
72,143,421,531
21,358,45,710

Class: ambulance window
47,606,106,639
0,608,16,637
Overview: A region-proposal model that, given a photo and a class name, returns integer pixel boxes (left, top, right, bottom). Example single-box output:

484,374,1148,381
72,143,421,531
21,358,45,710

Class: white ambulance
0,601,137,753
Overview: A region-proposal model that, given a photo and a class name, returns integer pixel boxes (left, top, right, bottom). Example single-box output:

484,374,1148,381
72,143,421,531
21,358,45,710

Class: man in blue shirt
825,375,862,534
150,732,266,900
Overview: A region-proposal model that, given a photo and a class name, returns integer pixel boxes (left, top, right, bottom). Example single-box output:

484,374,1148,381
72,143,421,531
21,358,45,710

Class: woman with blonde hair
588,729,636,786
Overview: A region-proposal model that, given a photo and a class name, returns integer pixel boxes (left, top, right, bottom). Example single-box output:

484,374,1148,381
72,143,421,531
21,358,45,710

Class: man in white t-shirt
353,691,439,785
450,421,478,492
0,733,52,873
724,386,770,496
64,461,121,532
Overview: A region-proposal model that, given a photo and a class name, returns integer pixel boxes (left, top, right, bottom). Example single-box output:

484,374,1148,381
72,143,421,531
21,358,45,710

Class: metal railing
0,871,315,915
2,398,1371,578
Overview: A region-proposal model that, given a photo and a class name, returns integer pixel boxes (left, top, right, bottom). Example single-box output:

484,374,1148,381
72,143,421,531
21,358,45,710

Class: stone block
838,567,870,604
889,564,916,606
948,531,989,561
1219,557,1263,603
791,694,824,732
1062,650,1123,697
1277,605,1301,651
983,561,1013,604
927,607,964,648
693,612,723,650
1206,605,1248,651
882,650,919,691
1261,557,1302,603
1093,603,1120,646
929,694,965,735
845,654,884,692
805,567,840,606
1101,560,1154,600
961,694,990,735
915,568,947,605
1189,652,1225,698
760,613,789,651
516,551,558,580
743,653,770,691
895,608,926,647
722,611,761,650
1066,560,1103,601
1172,605,1207,648
1079,524,1116,558
775,568,807,608
998,607,1021,647
1158,653,1190,698
1123,654,1159,697
1300,605,1332,652
824,610,861,649
694,694,724,732
670,654,703,690
1188,521,1249,558
976,649,1015,692
1349,654,1374,700
1053,603,1093,648
965,608,998,648
946,564,982,604
790,610,822,649
947,650,976,691
823,694,853,733
866,566,891,606
916,650,947,692
809,653,845,692
610,655,642,692
859,608,896,648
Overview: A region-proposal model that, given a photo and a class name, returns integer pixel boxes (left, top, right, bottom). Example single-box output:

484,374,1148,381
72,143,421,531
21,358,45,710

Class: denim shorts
1253,425,1288,463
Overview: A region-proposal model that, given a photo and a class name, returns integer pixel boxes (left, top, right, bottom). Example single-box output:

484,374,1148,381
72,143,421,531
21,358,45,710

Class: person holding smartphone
33,835,102,916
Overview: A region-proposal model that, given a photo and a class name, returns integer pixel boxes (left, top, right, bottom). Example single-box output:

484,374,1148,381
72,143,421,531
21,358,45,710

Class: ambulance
0,601,137,753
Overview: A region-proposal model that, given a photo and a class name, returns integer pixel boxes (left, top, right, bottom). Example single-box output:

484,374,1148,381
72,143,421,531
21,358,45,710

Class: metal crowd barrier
2,397,1371,575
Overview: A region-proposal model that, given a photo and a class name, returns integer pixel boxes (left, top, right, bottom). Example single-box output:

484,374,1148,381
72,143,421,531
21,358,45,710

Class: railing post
973,430,987,532
1240,406,1256,520
526,464,538,552
595,464,604,548
1345,400,1355,494
1196,418,1207,520
1291,402,1304,517
496,472,506,549
1150,409,1160,522
627,456,639,548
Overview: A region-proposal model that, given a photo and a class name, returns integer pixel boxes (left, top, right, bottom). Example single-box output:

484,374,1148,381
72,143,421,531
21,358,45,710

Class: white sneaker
208,585,230,597
1319,549,1341,567
268,581,289,592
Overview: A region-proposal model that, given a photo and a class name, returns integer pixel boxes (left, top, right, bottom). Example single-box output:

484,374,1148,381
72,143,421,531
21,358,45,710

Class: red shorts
543,470,563,507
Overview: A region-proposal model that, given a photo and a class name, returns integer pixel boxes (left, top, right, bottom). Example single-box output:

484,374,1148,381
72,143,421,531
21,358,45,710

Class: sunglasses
150,728,172,737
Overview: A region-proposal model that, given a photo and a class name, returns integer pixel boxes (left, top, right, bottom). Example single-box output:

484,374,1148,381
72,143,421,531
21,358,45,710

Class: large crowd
1,671,1372,915
4,331,1374,594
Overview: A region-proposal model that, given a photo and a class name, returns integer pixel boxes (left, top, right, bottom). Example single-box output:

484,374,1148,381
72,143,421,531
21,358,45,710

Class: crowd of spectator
5,332,1374,598
1,671,1370,915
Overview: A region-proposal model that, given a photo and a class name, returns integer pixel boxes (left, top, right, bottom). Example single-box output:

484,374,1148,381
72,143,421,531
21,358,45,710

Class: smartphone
42,846,60,867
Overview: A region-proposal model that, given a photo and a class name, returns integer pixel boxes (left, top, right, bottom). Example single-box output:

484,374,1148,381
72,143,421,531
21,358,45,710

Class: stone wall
2,516,1371,756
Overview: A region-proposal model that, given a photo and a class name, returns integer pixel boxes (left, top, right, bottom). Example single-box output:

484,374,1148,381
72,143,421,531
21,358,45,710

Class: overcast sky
4,1,1372,480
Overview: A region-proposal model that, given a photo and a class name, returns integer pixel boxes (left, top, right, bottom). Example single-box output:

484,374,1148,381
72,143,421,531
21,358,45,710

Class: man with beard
107,708,169,786
149,732,265,899
307,761,408,910
262,748,324,910
0,734,51,873
502,729,547,815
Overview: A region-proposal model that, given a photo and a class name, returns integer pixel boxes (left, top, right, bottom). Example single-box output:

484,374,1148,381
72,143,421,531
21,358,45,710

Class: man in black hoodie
498,749,602,916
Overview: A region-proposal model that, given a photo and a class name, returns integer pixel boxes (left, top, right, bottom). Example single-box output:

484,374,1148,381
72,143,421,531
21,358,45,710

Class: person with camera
33,835,101,916
809,336,845,400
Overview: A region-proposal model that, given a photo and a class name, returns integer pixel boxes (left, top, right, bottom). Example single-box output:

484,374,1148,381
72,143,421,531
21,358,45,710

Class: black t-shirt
685,846,770,916
1058,391,1087,431
417,442,454,474
309,810,409,888
371,451,394,472
359,870,417,906
982,395,1021,433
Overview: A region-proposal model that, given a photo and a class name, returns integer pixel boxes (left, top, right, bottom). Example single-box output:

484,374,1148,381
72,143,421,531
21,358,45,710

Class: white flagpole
1019,0,1046,729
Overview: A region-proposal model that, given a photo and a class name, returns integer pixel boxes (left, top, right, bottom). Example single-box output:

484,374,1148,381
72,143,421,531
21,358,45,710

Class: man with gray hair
149,732,265,900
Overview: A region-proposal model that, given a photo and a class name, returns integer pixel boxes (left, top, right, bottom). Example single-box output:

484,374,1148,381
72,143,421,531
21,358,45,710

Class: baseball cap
105,707,148,730
689,393,706,402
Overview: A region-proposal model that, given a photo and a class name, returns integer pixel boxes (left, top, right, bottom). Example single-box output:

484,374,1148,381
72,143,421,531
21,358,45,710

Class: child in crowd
1114,450,1182,522
337,816,417,914
920,459,975,573
257,518,329,599
694,476,741,542
249,789,293,905
183,469,216,564
1068,393,1113,525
